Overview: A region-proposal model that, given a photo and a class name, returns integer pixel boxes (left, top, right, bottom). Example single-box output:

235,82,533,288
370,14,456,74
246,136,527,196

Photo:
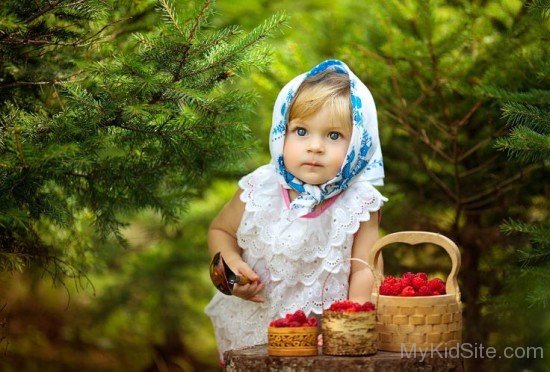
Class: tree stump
224,344,464,371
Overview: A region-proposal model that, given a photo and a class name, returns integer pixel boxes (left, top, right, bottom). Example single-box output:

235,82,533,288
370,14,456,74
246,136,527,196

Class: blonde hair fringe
289,71,352,128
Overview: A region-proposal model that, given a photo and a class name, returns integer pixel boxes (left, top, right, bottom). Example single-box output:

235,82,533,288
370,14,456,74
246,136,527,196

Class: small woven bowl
268,326,318,357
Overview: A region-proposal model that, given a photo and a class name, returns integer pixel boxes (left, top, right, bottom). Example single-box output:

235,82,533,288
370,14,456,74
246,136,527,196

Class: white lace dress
204,164,386,359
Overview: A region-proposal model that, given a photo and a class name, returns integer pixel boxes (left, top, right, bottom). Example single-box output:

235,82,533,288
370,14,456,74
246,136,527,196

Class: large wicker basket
268,326,318,356
367,231,462,352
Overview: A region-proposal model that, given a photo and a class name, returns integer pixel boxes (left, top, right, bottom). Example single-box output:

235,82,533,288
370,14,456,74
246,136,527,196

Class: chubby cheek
282,138,300,169
332,144,349,166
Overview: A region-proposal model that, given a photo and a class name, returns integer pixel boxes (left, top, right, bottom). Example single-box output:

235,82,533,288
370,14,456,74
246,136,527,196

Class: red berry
272,318,288,327
390,279,404,296
400,286,416,296
415,272,428,281
307,317,318,327
401,276,412,287
379,283,392,295
361,301,375,311
412,276,428,290
418,285,432,296
402,272,415,280
427,278,446,293
293,310,307,324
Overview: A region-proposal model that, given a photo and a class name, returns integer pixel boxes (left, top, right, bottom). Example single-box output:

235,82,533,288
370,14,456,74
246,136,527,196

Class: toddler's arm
348,212,381,303
208,189,265,302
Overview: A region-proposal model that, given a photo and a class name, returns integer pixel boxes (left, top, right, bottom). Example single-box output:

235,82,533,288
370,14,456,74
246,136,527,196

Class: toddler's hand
229,260,265,303
317,334,323,346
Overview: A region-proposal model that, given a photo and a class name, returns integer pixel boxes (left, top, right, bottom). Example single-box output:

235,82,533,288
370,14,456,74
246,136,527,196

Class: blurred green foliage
1,0,548,371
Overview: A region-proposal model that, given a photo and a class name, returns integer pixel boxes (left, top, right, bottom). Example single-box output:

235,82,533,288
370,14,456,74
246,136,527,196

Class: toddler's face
283,105,351,185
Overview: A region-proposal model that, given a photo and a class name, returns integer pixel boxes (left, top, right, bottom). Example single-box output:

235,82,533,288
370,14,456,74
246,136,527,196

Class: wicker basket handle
367,231,461,301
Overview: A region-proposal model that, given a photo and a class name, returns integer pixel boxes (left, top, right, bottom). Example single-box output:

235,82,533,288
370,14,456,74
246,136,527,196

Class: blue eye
329,132,341,140
296,128,307,136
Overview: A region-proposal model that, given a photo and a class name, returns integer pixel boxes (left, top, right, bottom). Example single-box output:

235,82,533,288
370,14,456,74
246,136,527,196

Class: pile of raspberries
379,272,446,296
269,310,318,327
328,300,376,312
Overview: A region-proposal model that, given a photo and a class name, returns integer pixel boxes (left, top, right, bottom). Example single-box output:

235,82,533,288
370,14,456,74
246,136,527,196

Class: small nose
307,136,324,153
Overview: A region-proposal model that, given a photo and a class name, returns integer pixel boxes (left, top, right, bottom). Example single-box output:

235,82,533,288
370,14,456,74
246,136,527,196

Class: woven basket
322,310,377,356
267,326,318,356
367,231,462,352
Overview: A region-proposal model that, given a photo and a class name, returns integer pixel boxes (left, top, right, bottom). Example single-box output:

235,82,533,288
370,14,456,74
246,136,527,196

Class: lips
303,162,322,167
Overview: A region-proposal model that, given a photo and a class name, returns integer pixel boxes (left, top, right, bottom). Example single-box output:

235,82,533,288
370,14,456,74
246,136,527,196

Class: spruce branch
24,0,64,24
519,247,550,267
157,0,184,35
478,86,550,105
187,0,213,41
181,12,287,78
501,102,550,134
501,219,550,241
494,125,550,163
528,0,550,18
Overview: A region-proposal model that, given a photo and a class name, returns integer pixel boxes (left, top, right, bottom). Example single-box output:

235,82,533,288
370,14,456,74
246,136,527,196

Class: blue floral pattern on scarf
269,59,385,220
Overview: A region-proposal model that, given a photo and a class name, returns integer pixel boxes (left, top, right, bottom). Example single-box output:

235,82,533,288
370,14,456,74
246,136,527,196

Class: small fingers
233,281,265,302
234,262,260,282
248,294,265,303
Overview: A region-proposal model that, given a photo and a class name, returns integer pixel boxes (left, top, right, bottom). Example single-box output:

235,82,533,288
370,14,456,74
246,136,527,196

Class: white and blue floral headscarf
269,59,384,221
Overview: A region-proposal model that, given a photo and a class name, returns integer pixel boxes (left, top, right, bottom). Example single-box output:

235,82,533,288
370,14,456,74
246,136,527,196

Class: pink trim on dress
281,186,341,219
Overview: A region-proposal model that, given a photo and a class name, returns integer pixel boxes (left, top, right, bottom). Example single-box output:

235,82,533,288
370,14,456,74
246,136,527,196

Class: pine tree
0,0,286,284
492,2,550,309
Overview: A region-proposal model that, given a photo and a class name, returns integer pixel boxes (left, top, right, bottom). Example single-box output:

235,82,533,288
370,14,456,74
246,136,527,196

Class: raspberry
328,300,374,312
379,283,392,295
270,310,318,327
390,279,404,296
412,275,428,290
418,285,432,296
361,301,376,311
415,272,428,281
400,286,416,296
273,319,289,327
427,278,446,294
293,310,307,324
329,301,343,311
402,272,415,280
383,275,397,285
